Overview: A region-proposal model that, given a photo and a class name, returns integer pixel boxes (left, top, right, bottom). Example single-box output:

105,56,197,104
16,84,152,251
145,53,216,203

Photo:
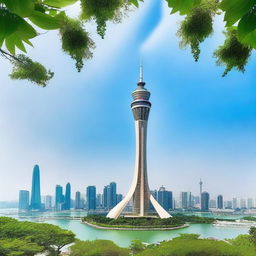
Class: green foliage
80,0,125,38
137,234,256,256
130,240,146,254
44,0,79,8
60,18,95,71
166,0,202,15
9,54,54,87
0,238,43,256
237,11,256,48
172,233,201,240
249,226,256,245
84,214,216,229
0,217,75,255
69,240,129,256
242,216,256,221
178,6,214,61
0,8,37,54
213,29,252,76
220,0,256,27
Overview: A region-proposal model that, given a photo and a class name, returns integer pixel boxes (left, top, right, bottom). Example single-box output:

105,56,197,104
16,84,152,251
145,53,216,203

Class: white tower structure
107,66,171,219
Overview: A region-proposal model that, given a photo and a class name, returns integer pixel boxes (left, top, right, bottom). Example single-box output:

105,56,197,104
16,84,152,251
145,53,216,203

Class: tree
0,217,75,255
1,0,256,86
69,240,129,256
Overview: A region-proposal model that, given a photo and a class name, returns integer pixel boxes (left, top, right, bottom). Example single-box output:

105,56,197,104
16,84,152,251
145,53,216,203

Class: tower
199,179,203,195
201,191,210,211
107,66,171,219
30,165,41,210
64,183,71,210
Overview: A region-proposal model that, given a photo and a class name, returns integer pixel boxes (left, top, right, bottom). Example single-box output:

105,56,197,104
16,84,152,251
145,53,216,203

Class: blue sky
1,0,256,201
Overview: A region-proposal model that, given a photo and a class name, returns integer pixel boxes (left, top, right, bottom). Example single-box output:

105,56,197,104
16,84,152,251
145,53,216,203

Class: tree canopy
1,0,256,86
0,217,75,255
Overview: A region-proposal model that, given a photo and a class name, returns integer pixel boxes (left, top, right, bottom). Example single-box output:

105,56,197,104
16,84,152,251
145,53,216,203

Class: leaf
16,19,37,39
220,0,256,26
238,12,256,48
29,11,63,30
3,0,34,17
43,0,78,8
0,9,20,39
5,35,16,54
130,0,139,8
166,0,201,15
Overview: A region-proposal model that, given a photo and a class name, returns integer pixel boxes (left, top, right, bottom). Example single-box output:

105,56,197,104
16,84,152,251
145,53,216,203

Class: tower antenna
139,61,143,82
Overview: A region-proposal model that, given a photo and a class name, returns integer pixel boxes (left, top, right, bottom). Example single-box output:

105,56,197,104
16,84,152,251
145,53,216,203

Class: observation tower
107,66,171,219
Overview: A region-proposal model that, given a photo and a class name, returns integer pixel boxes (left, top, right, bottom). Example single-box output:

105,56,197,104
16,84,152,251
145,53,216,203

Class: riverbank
83,220,190,230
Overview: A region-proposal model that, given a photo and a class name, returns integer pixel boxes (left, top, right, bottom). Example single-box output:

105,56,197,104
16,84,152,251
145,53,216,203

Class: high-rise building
217,195,223,209
240,198,247,209
19,190,29,211
103,186,108,209
247,198,254,209
116,194,123,204
64,183,71,210
30,165,41,210
201,192,209,211
107,66,170,219
109,182,117,208
45,195,52,210
181,192,188,209
55,185,64,211
158,186,173,211
225,201,232,209
209,199,217,208
75,191,81,209
232,198,238,210
96,193,102,208
86,186,96,210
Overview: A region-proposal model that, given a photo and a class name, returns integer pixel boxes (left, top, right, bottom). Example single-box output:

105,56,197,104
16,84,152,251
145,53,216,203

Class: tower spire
139,63,143,82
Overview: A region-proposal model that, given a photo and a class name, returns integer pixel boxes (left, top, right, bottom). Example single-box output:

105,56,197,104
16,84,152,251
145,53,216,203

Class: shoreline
82,221,190,231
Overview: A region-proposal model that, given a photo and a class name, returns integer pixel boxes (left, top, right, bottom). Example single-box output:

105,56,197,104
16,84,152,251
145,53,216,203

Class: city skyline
16,165,256,212
1,0,256,201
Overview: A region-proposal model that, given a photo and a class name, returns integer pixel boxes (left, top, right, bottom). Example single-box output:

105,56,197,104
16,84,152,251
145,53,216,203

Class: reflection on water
0,209,251,247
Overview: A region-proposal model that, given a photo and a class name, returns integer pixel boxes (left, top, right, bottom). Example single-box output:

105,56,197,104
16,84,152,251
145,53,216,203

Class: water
0,209,252,247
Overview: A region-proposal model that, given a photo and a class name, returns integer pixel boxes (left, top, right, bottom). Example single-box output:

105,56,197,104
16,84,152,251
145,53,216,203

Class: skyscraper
217,195,223,209
247,198,254,209
75,191,81,209
201,192,210,211
30,165,41,210
19,190,29,211
45,195,52,210
86,186,96,210
96,193,103,208
232,198,238,210
55,185,64,211
181,192,189,209
109,182,117,208
157,186,173,211
103,186,108,209
107,66,170,219
64,183,71,210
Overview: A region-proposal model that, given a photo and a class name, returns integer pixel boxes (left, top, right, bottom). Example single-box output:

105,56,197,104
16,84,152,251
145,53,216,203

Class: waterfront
0,209,253,247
